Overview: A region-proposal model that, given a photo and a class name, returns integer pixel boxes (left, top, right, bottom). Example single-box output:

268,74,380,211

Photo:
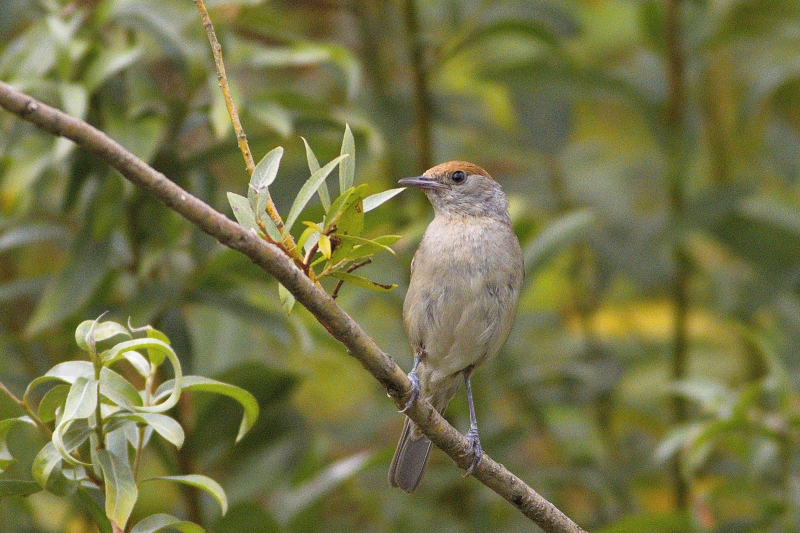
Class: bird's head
398,161,509,220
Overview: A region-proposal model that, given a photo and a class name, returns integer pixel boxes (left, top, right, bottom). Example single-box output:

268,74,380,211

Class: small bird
388,161,524,493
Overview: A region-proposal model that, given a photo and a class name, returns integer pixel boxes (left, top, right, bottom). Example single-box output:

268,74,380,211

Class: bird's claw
463,428,483,477
400,370,420,413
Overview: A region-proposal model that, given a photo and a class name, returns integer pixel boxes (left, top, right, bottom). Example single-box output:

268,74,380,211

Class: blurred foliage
1,0,800,532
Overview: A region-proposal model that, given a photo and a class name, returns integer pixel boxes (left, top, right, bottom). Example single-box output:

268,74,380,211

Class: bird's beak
398,176,444,189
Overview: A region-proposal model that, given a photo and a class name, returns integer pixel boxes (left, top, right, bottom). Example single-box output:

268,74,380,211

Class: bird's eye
451,170,466,183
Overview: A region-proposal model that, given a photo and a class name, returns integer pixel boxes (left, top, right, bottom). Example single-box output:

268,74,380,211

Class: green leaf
284,154,349,233
324,184,367,234
77,486,114,533
32,442,62,488
339,124,355,193
99,367,144,408
53,418,93,467
0,417,35,473
302,137,330,211
362,187,405,212
149,475,227,515
336,235,401,261
278,283,296,315
250,146,283,191
112,413,184,448
120,350,151,378
61,377,98,422
130,513,204,533
97,449,138,530
75,320,130,351
0,480,41,497
43,361,94,383
23,361,92,407
227,192,259,232
524,209,595,275
103,338,182,413
153,376,259,443
328,271,396,292
38,384,70,423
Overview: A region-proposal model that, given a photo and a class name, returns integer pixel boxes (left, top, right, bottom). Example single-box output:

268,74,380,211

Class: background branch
0,82,585,533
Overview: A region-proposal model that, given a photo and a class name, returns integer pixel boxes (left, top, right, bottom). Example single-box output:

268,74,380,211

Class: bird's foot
400,370,420,413
463,428,483,477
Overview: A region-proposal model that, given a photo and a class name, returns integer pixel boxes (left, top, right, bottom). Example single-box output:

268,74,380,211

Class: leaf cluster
0,316,258,533
227,125,403,312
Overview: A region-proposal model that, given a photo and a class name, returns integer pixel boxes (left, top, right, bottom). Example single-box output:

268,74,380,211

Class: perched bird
388,161,524,493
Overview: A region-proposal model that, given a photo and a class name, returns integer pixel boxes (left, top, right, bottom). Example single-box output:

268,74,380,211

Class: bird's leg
463,366,483,476
400,351,423,413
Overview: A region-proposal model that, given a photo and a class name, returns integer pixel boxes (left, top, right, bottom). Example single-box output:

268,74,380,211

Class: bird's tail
388,417,432,493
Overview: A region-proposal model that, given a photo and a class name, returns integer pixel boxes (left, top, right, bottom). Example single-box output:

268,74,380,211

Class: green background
2,0,800,531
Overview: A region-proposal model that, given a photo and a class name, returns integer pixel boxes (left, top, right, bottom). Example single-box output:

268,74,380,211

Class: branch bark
0,81,586,533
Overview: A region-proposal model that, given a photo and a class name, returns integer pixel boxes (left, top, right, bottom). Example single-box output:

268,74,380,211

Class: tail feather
388,418,432,493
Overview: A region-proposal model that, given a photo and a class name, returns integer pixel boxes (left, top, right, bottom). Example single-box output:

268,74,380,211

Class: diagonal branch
0,82,586,533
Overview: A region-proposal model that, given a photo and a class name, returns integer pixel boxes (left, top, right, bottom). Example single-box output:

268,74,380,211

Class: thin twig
331,258,373,299
0,83,586,533
193,0,298,256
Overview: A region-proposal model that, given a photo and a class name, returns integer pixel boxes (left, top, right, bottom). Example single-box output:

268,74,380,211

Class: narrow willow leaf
0,417,35,473
61,377,98,422
24,361,94,408
318,234,332,259
97,449,138,530
38,384,70,423
130,513,204,533
324,184,368,233
251,146,284,190
302,137,330,211
337,235,401,260
363,187,405,212
339,124,355,192
121,350,150,378
99,367,143,408
103,338,182,413
32,442,62,488
227,192,259,232
285,154,349,232
150,475,227,515
75,320,130,350
152,376,259,443
296,224,320,254
0,480,41,497
53,418,93,466
113,413,184,448
278,283,296,315
328,271,396,292
77,486,114,533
